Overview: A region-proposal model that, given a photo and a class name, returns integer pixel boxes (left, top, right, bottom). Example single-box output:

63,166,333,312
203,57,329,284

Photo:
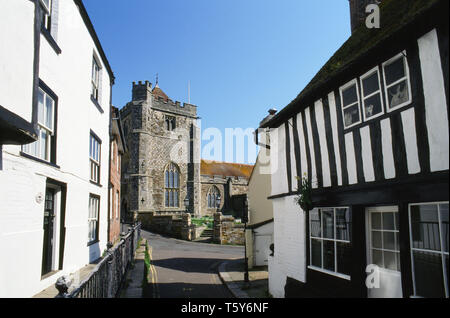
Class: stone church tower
120,81,201,220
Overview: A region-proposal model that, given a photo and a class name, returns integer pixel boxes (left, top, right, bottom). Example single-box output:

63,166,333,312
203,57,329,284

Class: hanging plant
295,174,313,212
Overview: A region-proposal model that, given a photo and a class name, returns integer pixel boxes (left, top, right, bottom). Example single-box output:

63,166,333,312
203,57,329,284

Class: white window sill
308,265,351,281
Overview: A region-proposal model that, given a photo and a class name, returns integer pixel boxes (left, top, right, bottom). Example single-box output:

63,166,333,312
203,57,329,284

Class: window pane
322,209,334,239
372,231,382,249
45,95,53,130
371,213,382,230
362,72,379,96
440,204,449,253
174,191,179,207
165,190,169,207
310,210,321,238
413,250,446,298
336,208,351,241
38,90,45,124
311,239,322,268
342,84,358,106
411,205,441,251
384,251,398,271
384,57,406,86
364,94,383,119
174,171,179,189
336,242,352,276
323,240,335,271
40,129,48,160
343,104,360,127
165,171,169,188
387,80,409,109
383,212,395,231
169,171,174,188
372,249,383,267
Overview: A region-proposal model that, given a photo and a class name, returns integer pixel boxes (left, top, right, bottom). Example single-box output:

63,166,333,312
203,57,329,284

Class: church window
165,115,176,131
164,163,180,207
207,186,221,209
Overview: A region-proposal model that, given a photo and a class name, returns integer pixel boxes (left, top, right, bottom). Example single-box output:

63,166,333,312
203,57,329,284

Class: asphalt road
141,230,244,298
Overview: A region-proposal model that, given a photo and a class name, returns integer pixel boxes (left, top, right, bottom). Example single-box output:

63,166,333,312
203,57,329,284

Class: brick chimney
349,0,382,33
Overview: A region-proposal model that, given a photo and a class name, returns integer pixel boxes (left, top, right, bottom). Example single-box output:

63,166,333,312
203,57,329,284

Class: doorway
366,206,403,298
42,187,56,277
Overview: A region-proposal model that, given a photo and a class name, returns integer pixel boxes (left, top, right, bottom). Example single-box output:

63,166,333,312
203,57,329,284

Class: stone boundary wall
213,212,245,245
138,212,196,241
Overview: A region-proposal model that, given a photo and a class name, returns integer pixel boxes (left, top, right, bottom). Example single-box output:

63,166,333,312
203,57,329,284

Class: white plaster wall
0,0,111,297
0,0,34,122
269,196,306,298
270,125,288,196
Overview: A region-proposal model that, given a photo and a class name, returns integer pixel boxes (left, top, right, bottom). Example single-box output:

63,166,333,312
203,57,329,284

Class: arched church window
164,162,179,207
207,186,221,209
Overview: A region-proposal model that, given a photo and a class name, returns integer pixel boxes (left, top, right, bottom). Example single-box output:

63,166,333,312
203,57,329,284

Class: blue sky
83,0,351,164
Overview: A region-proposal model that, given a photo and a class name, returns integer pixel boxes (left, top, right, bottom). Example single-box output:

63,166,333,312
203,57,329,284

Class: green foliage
295,174,313,212
191,216,213,229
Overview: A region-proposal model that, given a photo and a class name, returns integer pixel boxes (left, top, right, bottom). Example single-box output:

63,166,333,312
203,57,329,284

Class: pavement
119,238,147,298
218,258,270,298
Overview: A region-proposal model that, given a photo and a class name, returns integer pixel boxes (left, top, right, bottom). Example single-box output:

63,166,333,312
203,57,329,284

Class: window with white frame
409,202,449,298
368,209,401,271
360,67,384,121
22,87,55,162
340,80,362,129
382,52,412,112
89,133,101,183
39,0,52,32
164,162,180,208
88,195,100,244
91,56,101,101
207,186,221,209
309,207,352,278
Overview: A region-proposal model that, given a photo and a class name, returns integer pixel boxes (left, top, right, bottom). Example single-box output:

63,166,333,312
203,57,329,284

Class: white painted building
263,0,449,298
0,0,114,297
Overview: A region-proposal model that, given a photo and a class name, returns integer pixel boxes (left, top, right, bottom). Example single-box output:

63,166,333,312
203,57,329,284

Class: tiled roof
201,160,254,178
152,85,170,102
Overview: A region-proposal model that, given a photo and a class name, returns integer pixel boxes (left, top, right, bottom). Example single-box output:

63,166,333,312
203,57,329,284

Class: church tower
120,80,201,221
349,0,382,33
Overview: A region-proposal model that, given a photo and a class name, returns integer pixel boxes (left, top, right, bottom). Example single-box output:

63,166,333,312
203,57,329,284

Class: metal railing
55,222,141,298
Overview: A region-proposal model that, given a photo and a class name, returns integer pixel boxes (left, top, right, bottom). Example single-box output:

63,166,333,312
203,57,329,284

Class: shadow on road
144,281,234,298
151,257,243,274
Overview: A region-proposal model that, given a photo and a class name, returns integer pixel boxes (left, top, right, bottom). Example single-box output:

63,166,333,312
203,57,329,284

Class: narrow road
141,230,244,298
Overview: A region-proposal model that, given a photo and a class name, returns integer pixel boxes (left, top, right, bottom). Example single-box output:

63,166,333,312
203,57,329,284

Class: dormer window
340,79,362,129
382,52,412,112
361,67,384,121
165,115,176,131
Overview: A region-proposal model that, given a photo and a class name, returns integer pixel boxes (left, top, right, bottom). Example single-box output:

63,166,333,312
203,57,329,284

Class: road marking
148,246,160,298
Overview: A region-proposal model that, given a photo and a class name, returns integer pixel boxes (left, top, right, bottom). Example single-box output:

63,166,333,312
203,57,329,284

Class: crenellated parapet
151,95,198,118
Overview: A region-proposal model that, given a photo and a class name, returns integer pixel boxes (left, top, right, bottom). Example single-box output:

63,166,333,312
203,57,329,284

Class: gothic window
165,115,176,131
207,186,221,209
164,162,179,208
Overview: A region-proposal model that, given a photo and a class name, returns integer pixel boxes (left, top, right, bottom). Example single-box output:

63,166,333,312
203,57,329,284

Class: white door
366,206,403,298
254,235,272,266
